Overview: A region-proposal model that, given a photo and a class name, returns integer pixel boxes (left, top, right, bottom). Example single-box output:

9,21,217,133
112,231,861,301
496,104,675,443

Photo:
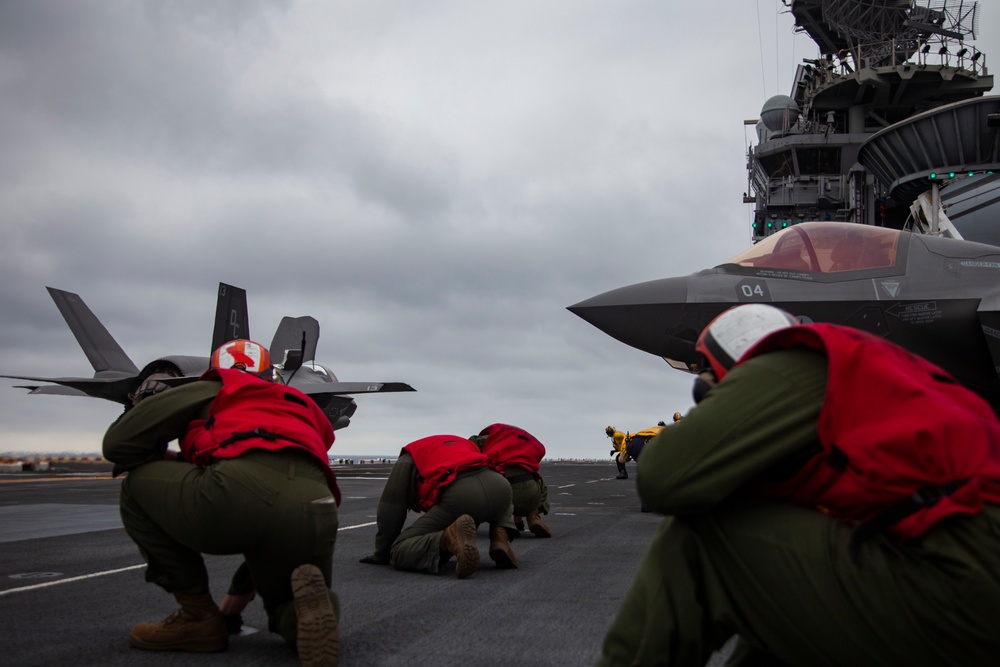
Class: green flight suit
504,464,550,517
466,434,549,516
598,348,1000,667
373,452,515,573
103,380,340,646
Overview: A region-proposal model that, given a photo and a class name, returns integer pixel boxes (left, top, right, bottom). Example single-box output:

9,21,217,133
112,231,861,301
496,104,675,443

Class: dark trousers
598,499,1000,666
119,450,339,644
506,465,549,516
389,468,513,573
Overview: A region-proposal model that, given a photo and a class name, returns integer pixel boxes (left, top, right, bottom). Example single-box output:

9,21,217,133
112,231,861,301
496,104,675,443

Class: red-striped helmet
695,304,799,381
210,339,272,379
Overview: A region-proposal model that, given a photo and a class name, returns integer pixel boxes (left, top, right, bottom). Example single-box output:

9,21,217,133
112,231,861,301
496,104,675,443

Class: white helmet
695,304,799,380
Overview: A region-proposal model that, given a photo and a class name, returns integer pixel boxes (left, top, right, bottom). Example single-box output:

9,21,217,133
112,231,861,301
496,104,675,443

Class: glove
610,449,617,457
128,372,176,406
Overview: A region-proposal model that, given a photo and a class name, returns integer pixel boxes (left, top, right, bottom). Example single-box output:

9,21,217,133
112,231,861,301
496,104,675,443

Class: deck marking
0,564,145,596
0,521,378,596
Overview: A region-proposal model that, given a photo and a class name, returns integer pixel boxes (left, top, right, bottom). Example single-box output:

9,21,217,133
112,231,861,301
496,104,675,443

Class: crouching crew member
473,423,552,538
103,339,340,667
360,434,519,578
606,426,630,479
598,304,1000,666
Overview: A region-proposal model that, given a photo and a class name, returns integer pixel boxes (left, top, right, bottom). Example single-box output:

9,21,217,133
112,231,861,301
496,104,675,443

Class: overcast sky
2,1,998,460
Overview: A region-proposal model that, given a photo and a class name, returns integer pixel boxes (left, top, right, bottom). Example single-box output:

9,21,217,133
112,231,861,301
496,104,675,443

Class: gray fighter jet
1,284,415,429
569,222,1000,410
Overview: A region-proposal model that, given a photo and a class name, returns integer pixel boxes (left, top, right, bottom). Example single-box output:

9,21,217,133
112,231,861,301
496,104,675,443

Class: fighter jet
569,221,1000,410
1,283,415,429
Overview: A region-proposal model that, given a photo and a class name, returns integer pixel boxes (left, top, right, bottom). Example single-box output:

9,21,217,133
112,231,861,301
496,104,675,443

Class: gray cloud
2,0,997,458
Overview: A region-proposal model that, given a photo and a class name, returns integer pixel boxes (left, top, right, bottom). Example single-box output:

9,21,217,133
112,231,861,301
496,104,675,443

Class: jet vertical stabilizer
3,283,416,429
211,283,250,353
46,287,140,377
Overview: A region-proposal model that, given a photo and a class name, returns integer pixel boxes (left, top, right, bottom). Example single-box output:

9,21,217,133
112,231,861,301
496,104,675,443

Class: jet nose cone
568,277,701,369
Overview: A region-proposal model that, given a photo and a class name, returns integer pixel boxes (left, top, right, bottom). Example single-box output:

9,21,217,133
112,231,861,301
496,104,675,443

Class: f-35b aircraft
569,222,1000,410
1,283,415,429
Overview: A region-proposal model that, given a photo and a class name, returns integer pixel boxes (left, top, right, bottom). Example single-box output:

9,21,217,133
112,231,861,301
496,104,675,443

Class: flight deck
0,461,734,666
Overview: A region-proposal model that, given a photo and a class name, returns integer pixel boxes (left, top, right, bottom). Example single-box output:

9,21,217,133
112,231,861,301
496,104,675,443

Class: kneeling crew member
361,434,519,578
473,423,552,538
598,304,1000,666
103,339,340,666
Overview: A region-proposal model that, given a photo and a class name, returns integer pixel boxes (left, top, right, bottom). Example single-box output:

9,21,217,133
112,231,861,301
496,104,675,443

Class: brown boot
527,511,552,538
440,514,480,579
292,564,340,667
488,525,520,569
129,592,228,652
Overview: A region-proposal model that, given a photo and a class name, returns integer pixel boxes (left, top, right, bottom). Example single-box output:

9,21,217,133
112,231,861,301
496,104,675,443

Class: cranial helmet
695,304,799,381
211,339,272,379
605,425,615,437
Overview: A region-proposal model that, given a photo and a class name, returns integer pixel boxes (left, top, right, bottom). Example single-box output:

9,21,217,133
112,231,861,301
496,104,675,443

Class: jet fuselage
569,222,1000,409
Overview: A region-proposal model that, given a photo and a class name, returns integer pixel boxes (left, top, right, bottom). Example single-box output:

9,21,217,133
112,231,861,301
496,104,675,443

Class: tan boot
440,514,480,579
292,564,340,667
527,510,552,538
488,525,520,569
129,592,228,652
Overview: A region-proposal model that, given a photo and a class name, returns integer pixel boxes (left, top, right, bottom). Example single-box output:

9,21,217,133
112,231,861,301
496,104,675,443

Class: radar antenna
821,0,978,43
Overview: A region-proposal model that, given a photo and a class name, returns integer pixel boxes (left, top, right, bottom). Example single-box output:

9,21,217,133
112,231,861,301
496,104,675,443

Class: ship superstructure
748,0,998,244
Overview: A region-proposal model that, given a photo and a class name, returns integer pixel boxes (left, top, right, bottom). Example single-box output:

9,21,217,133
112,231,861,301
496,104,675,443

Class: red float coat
478,423,545,477
180,368,340,504
739,323,1000,540
401,435,488,511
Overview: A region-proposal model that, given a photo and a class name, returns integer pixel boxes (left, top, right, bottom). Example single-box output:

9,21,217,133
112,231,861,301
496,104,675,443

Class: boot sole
452,514,480,579
292,564,340,667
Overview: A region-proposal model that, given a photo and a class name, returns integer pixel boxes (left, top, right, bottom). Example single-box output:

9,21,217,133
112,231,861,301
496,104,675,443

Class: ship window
723,222,899,273
797,147,841,175
759,151,795,178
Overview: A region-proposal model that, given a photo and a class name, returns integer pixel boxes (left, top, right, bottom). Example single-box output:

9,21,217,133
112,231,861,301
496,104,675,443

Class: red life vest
180,368,340,504
739,323,1000,540
402,435,488,511
478,423,545,476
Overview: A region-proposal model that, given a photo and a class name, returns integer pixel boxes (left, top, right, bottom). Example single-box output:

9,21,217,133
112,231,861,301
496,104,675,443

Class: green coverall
505,464,551,517
103,380,340,645
372,452,515,573
466,434,550,517
598,348,1000,666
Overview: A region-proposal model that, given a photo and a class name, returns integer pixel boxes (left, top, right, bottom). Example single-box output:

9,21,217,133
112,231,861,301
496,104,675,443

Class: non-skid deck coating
0,462,733,666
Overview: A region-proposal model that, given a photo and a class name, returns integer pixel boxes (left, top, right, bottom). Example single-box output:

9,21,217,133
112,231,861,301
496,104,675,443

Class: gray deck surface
0,462,733,666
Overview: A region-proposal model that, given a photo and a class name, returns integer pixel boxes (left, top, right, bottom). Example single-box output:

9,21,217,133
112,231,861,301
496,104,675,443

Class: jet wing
10,384,89,397
155,374,416,396
0,374,137,401
293,381,416,396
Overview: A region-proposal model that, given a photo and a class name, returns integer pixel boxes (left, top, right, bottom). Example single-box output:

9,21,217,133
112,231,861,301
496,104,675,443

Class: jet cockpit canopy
723,222,900,273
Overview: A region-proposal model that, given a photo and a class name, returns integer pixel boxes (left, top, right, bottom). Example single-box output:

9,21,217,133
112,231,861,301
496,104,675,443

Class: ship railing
799,38,988,103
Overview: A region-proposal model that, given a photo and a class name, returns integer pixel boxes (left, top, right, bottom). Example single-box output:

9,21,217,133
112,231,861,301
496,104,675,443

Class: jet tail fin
46,287,140,375
211,283,250,354
270,316,320,365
